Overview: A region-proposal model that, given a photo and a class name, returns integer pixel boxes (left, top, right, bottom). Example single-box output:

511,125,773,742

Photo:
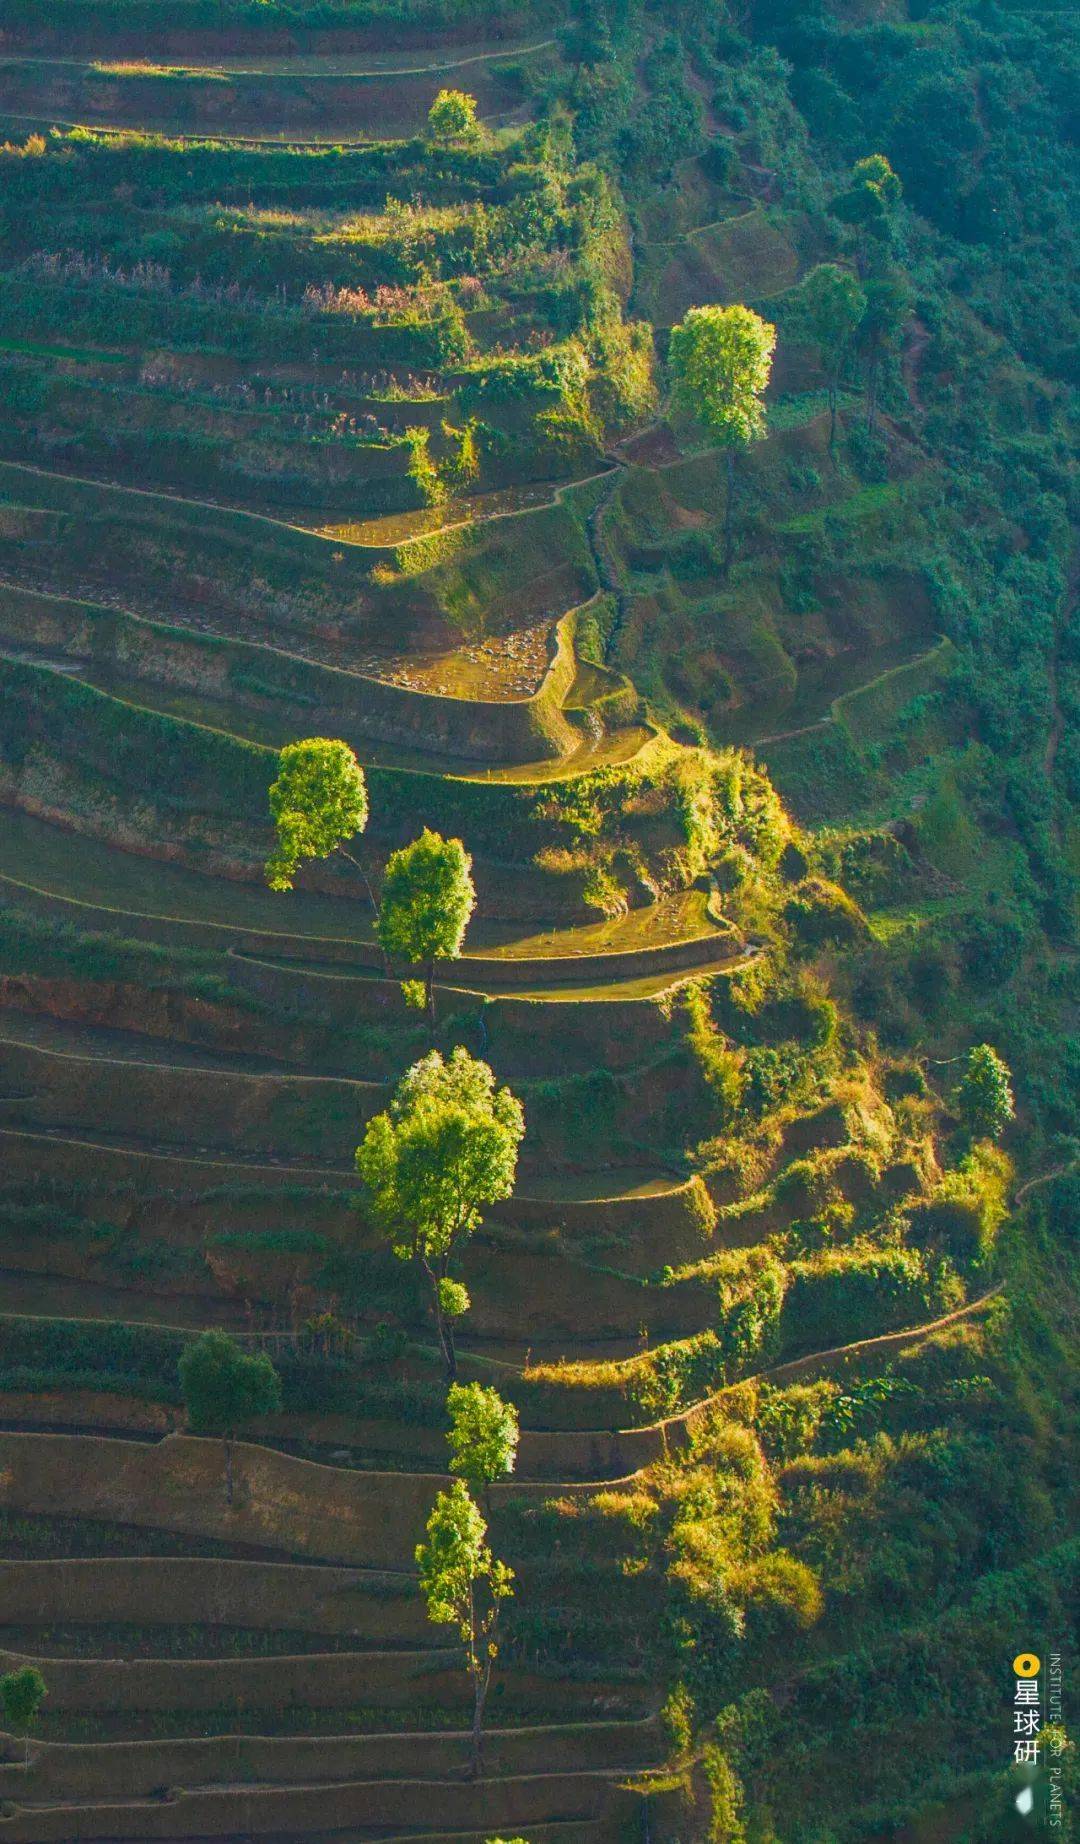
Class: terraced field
0,4,1070,1842
0,17,709,1836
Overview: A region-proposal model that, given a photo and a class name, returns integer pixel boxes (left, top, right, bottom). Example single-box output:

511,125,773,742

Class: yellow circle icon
1014,1653,1041,1678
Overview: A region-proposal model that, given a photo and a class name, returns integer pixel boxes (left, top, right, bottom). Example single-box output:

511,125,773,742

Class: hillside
0,1,1075,1842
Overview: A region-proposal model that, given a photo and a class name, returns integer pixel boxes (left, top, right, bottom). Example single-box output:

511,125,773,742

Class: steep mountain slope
0,2,1075,1842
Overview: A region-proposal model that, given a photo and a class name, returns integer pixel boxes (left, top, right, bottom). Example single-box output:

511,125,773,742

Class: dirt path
1,456,618,552
1013,1162,1077,1205
554,1286,1007,1468
1,37,557,79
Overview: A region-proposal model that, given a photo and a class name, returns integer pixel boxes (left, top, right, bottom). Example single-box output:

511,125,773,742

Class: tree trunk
471,1659,491,1780
224,1434,234,1506
866,355,878,435
722,447,736,575
424,1264,456,1382
425,958,436,1029
828,375,838,451
337,848,389,973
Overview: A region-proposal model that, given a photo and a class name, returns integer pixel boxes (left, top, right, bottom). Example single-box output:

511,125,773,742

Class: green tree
265,738,376,915
830,152,902,239
956,1045,1016,1141
0,1666,45,1765
378,828,476,1023
857,272,913,433
178,1331,282,1505
668,303,776,571
416,1479,514,1778
447,1381,519,1509
356,1047,524,1379
428,89,479,141
794,263,867,449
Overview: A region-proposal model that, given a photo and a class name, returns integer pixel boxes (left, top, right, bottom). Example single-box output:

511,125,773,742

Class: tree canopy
378,829,476,1016
956,1045,1016,1141
265,738,368,894
0,1665,46,1763
179,1330,282,1436
178,1331,282,1501
428,89,479,141
356,1047,524,1377
0,1666,45,1734
831,152,903,230
668,303,776,450
447,1381,519,1489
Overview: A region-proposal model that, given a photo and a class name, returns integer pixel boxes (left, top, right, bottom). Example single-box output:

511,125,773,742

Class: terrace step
0,1292,999,1489
0,1025,379,1164
0,1011,315,1081
0,1122,707,1261
0,1715,661,1801
0,38,560,141
0,1767,643,1841
230,924,746,994
0,1826,609,1844
0,462,603,762
0,594,590,766
0,808,742,991
0,1558,423,1643
0,574,652,777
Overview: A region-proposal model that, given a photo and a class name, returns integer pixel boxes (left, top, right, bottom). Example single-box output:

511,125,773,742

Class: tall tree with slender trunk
416,1480,514,1778
857,272,913,434
669,303,776,572
377,828,475,1025
447,1380,519,1516
793,263,867,450
356,1047,524,1380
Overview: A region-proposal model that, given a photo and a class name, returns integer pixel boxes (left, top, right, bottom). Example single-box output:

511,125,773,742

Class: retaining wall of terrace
0,1719,662,1803
0,581,588,764
0,1433,587,1566
494,1174,717,1270
0,55,548,139
0,1036,373,1162
0,465,596,687
0,1770,642,1841
0,1557,421,1639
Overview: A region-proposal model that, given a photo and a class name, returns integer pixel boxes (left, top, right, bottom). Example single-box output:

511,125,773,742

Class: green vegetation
378,829,476,1019
416,1479,515,1779
792,263,866,450
356,1047,524,1378
265,738,371,906
446,1381,519,1498
669,301,776,570
0,0,1073,1837
427,90,480,143
178,1331,283,1504
957,1044,1016,1143
0,1664,47,1764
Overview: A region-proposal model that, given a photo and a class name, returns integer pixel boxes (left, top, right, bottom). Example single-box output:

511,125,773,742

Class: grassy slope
550,1,1079,1838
